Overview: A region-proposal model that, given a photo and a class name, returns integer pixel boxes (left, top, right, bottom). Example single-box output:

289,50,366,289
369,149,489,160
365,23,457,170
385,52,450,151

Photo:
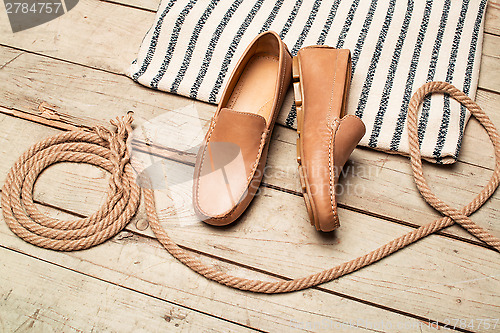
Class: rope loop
2,82,499,292
1,114,140,251
407,82,500,250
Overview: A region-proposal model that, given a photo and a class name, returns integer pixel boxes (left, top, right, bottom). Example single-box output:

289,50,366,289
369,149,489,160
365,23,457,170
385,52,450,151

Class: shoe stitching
325,51,340,228
326,51,339,126
221,109,267,120
246,131,268,184
276,49,287,108
328,118,341,228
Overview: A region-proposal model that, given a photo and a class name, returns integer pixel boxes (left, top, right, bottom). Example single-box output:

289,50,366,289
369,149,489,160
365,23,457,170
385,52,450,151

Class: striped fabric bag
128,0,487,163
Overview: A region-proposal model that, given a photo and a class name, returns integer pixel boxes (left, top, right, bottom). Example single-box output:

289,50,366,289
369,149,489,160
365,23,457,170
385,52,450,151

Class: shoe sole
293,51,348,231
293,55,322,230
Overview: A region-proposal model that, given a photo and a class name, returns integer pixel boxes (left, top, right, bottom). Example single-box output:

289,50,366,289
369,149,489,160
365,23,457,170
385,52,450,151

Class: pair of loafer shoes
193,31,365,232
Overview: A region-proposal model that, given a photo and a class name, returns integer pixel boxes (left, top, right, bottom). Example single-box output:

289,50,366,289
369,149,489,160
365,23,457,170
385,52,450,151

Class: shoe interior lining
226,53,279,124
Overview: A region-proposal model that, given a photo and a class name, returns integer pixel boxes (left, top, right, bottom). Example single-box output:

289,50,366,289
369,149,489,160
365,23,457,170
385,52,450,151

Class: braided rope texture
2,82,499,293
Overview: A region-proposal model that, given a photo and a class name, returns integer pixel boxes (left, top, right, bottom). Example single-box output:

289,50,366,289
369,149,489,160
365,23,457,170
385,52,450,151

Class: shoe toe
193,143,249,225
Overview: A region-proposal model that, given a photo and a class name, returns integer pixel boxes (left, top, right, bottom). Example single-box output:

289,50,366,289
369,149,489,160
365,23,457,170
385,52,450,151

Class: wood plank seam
0,115,496,326
0,244,262,332
98,0,157,13
3,100,498,292
0,84,496,244
0,51,24,70
0,228,469,333
0,43,129,78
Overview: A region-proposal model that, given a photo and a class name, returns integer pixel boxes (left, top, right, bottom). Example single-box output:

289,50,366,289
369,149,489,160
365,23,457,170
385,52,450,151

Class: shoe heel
292,55,300,82
293,57,303,134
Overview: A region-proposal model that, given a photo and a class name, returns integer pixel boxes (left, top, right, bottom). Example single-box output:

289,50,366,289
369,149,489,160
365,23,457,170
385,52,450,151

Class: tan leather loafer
193,31,292,226
293,46,366,232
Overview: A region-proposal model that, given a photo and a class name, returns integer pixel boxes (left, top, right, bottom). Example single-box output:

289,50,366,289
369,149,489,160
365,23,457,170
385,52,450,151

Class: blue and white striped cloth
128,0,487,164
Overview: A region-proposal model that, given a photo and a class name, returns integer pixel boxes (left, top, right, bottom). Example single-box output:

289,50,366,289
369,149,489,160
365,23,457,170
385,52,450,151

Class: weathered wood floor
1,0,499,332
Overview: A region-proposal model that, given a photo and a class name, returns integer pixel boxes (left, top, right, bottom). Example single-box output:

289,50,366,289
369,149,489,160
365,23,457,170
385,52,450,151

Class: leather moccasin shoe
193,31,292,226
293,46,366,232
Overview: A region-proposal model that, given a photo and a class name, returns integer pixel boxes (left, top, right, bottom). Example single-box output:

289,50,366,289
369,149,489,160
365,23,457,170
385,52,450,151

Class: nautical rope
2,81,499,293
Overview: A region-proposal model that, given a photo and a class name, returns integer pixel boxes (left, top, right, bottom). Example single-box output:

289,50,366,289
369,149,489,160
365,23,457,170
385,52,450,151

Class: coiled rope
2,82,500,293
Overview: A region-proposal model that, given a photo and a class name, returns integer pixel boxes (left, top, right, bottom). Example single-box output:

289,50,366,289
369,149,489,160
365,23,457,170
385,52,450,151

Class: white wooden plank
0,51,498,243
460,89,500,170
0,247,253,332
478,55,500,93
0,37,498,169
105,0,500,37
0,0,148,73
485,0,500,36
0,114,498,329
0,2,496,328
0,206,435,332
1,0,499,94
148,191,500,330
0,43,498,173
483,33,500,58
